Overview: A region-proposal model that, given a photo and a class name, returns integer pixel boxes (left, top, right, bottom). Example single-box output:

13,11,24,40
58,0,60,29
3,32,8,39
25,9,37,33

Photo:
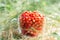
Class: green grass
0,0,60,40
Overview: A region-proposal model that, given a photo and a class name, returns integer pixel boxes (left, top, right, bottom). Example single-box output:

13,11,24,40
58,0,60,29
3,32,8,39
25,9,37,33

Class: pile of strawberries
19,11,45,37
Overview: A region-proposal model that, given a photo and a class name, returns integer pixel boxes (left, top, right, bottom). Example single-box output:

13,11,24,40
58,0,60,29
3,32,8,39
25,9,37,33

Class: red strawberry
19,11,45,37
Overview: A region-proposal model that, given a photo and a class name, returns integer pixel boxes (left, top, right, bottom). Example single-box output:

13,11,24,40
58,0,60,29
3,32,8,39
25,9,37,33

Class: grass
0,0,60,40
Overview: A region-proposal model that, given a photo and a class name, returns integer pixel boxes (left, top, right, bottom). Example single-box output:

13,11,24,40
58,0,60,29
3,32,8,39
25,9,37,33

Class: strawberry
19,11,44,37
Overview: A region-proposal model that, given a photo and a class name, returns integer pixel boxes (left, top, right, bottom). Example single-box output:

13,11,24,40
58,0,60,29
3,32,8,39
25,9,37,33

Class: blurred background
0,0,60,40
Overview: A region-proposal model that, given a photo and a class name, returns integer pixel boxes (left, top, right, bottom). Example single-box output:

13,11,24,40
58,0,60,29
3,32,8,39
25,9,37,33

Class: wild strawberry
19,11,45,37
